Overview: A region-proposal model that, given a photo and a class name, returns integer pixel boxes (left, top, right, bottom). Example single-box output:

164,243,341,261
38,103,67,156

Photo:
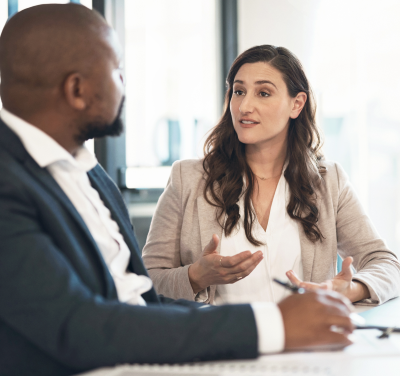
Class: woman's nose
239,94,254,114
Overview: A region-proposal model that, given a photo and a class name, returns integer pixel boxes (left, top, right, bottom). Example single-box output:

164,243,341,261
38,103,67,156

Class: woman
142,45,400,305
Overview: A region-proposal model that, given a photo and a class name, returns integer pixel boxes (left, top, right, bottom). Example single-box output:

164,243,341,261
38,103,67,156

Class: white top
0,108,152,306
215,170,303,305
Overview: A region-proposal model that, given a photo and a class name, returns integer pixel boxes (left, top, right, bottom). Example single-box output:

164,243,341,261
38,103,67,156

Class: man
0,4,353,376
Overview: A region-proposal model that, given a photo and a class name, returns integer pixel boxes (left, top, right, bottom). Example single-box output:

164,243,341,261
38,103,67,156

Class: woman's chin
238,135,268,146
237,133,259,145
237,131,285,147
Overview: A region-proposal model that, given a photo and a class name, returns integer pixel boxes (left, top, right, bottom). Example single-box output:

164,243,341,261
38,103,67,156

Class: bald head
0,4,117,102
0,4,125,154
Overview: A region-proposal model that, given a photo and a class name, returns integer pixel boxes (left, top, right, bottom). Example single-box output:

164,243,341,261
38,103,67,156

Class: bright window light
125,166,172,189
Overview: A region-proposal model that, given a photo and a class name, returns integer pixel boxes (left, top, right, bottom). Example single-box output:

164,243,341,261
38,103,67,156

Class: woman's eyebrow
233,79,277,89
255,80,277,89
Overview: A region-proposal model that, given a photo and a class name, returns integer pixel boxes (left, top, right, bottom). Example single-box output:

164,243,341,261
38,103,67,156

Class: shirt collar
0,108,97,172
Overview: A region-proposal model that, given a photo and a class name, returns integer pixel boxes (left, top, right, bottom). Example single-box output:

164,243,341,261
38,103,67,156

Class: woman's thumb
203,234,220,256
340,257,354,279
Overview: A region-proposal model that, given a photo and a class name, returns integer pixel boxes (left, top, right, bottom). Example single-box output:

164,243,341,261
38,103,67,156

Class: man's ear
63,72,87,110
290,92,307,119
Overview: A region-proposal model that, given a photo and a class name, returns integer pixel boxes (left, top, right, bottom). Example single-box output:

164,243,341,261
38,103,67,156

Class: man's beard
77,96,125,142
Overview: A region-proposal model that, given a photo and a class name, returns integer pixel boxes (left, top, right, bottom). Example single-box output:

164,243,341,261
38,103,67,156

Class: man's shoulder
0,147,29,189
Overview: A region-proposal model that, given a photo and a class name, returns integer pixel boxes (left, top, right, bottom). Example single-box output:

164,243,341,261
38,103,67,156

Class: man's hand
188,234,263,294
278,290,354,350
286,257,370,302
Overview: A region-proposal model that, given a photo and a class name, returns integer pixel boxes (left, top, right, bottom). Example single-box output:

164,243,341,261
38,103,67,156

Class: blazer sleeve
142,161,197,301
0,172,258,373
334,163,400,303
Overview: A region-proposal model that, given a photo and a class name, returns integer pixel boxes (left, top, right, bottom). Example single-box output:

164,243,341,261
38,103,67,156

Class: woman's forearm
349,280,370,302
188,263,207,294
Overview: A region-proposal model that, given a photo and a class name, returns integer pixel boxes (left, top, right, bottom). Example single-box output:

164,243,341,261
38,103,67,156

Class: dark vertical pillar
220,0,238,100
92,0,105,16
8,0,18,18
92,0,127,187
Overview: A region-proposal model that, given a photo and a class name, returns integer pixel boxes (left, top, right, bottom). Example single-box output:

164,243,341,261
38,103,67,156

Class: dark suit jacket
0,119,258,376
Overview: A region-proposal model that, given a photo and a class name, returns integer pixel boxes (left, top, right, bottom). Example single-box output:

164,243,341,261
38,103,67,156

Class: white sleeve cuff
251,302,285,354
194,288,209,303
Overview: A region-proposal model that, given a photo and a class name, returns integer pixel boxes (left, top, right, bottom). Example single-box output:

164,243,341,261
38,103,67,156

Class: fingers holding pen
279,290,354,350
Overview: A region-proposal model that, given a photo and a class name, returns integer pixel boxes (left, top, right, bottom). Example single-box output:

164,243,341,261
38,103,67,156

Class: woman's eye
234,90,244,96
260,91,270,97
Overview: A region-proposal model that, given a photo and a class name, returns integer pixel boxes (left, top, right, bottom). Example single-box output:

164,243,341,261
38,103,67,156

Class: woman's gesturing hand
286,257,371,302
188,234,264,294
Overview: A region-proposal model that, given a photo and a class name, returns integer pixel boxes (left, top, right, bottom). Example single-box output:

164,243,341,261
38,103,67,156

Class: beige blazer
142,159,400,304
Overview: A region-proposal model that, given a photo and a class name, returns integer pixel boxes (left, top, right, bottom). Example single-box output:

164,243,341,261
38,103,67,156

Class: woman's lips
239,120,259,128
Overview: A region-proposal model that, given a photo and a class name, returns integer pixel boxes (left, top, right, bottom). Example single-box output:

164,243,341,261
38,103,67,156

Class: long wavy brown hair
203,45,325,246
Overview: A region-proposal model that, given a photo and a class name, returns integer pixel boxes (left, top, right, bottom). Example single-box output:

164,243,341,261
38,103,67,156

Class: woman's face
230,62,306,148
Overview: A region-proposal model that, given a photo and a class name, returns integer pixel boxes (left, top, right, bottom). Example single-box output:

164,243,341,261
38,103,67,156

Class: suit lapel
88,166,159,303
23,158,117,298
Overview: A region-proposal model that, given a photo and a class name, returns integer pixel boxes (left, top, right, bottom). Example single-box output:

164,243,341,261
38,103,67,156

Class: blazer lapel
298,222,316,282
196,194,223,254
88,166,159,303
298,191,324,282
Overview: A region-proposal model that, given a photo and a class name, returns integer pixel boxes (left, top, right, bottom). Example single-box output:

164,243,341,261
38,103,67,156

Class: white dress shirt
0,108,152,306
215,170,303,305
214,169,302,353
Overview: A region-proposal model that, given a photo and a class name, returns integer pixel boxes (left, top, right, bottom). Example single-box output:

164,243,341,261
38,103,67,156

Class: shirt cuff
251,302,285,354
194,288,209,303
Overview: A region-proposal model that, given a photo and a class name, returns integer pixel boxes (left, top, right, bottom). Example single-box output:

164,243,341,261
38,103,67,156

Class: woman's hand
188,234,264,294
286,257,371,302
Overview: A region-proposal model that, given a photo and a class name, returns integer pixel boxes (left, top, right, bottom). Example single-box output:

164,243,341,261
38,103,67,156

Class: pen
273,278,306,294
273,278,400,336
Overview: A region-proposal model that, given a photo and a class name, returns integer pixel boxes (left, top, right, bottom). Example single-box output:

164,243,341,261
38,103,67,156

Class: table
79,298,400,376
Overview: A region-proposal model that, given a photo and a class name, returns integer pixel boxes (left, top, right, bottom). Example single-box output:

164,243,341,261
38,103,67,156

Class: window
124,0,221,189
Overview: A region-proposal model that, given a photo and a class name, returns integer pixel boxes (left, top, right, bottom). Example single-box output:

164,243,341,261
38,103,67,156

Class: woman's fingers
214,251,263,284
287,270,334,291
225,251,263,273
227,254,264,283
286,270,303,286
221,250,258,268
